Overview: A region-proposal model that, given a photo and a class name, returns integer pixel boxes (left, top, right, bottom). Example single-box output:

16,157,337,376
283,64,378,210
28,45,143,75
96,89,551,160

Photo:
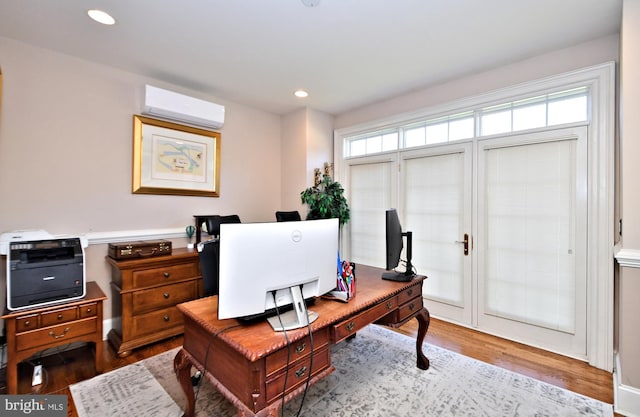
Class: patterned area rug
71,325,613,417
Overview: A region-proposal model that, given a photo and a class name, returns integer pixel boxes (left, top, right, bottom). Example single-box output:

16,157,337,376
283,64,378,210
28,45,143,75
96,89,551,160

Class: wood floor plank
1,317,619,417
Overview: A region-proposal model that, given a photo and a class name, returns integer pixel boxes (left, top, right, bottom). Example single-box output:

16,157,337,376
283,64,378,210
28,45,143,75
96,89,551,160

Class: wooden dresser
106,247,202,357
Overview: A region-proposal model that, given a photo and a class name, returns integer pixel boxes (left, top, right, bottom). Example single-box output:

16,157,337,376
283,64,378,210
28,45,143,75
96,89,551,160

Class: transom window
344,87,588,158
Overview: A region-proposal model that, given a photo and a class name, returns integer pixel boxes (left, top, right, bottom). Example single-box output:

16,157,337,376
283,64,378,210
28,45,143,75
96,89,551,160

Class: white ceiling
0,0,622,115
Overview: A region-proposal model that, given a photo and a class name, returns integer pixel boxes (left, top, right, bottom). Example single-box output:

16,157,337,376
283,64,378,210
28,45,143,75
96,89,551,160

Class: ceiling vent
143,85,225,130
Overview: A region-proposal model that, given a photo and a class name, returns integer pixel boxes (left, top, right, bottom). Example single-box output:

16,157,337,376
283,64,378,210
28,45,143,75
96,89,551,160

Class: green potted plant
300,172,350,227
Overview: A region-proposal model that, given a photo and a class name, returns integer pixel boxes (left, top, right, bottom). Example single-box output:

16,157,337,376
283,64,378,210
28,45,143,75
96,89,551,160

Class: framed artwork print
132,115,221,197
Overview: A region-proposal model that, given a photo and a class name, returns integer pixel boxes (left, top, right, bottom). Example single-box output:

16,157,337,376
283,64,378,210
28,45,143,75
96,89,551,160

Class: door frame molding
335,62,615,371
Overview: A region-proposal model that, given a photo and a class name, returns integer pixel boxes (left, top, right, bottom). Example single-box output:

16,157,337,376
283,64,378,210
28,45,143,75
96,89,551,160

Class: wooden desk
2,281,106,394
174,265,430,417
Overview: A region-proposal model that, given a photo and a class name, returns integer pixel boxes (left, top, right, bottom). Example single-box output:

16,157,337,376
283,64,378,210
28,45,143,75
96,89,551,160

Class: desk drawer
132,281,198,314
265,346,330,403
41,306,78,327
397,283,421,305
377,295,423,325
131,306,184,337
16,318,97,351
132,262,199,288
79,302,98,319
16,314,39,333
397,296,422,322
332,297,397,343
266,329,329,376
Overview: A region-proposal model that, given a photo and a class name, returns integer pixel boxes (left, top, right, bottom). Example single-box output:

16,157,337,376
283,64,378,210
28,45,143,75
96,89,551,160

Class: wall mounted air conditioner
142,85,225,130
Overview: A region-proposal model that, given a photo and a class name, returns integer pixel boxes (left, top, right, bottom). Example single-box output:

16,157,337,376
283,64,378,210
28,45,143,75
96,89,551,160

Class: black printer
2,232,86,311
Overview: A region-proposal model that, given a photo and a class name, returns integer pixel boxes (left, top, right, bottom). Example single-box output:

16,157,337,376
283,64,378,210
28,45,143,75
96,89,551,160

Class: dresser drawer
132,281,198,314
265,346,331,403
132,261,199,288
41,306,77,327
16,317,97,351
266,329,329,376
131,306,184,338
332,297,397,343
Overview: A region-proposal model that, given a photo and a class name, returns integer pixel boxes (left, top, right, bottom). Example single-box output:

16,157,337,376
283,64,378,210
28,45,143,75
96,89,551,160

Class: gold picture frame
132,115,220,197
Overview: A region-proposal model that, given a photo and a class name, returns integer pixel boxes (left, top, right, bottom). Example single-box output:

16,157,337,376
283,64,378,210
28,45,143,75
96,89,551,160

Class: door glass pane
548,96,587,125
404,153,465,306
426,122,448,144
513,103,546,131
348,162,393,267
382,133,398,152
484,140,576,332
449,117,474,141
481,109,511,136
405,126,426,148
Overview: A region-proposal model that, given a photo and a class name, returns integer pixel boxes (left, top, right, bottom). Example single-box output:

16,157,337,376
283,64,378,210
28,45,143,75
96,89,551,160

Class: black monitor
382,208,415,282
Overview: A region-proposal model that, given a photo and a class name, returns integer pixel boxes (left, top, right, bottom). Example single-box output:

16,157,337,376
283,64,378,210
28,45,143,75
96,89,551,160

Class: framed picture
132,115,221,197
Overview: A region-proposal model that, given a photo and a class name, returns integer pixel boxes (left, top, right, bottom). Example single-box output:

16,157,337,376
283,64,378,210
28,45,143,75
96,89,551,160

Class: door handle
455,233,469,256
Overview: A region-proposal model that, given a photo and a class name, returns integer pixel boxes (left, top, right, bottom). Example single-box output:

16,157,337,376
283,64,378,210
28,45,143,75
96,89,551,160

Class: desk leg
174,348,195,417
415,307,431,370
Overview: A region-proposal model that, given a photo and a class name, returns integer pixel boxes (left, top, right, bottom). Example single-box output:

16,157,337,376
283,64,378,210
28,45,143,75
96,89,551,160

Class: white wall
0,36,283,320
336,35,619,130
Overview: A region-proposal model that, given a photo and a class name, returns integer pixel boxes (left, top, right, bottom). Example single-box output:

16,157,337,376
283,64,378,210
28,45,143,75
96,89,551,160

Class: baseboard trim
102,317,118,341
615,353,640,416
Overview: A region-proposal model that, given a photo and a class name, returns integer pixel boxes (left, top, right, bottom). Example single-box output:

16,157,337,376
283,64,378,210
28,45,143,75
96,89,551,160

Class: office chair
275,210,301,222
196,214,241,297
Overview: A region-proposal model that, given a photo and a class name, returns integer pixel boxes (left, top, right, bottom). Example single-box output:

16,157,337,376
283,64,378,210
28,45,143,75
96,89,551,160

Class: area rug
70,325,613,417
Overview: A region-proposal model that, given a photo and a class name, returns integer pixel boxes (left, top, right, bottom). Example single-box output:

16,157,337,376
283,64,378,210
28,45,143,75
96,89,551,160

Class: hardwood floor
0,317,619,417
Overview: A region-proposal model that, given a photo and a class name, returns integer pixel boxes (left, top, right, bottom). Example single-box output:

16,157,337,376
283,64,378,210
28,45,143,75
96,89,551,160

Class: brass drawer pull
49,327,70,339
57,314,63,320
295,366,307,378
409,302,415,311
24,320,31,327
295,343,306,353
163,272,170,278
163,292,170,299
346,321,355,332
386,301,393,309
163,315,170,322
85,308,92,314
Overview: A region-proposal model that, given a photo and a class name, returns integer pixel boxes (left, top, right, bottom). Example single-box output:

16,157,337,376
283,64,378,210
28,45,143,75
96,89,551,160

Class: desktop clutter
325,255,356,303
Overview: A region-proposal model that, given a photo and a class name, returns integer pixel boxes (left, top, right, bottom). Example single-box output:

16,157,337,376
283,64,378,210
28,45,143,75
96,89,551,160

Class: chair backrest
206,214,241,237
197,239,220,297
275,210,301,222
197,214,241,297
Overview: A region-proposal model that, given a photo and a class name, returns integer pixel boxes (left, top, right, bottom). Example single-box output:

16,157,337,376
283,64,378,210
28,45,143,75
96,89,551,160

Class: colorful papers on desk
335,259,356,301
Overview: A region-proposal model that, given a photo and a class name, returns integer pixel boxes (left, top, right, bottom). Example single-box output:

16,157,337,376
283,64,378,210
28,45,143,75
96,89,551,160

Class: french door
476,127,587,357
345,126,588,359
400,143,473,325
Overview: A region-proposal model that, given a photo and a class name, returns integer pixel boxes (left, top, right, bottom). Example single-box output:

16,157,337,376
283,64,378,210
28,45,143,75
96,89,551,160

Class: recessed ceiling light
88,9,116,25
294,90,309,98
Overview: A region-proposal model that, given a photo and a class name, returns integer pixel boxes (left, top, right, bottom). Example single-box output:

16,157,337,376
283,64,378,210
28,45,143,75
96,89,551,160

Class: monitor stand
267,285,318,332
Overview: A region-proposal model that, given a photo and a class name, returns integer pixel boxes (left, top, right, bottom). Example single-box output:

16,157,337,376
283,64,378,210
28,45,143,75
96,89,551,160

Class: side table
1,281,106,394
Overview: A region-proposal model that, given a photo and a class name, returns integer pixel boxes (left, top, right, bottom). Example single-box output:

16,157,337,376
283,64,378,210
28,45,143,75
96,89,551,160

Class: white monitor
217,218,339,331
